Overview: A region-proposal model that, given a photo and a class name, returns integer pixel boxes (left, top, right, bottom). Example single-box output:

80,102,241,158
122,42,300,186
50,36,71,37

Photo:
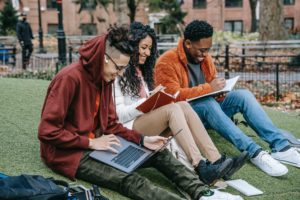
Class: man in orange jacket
155,20,300,177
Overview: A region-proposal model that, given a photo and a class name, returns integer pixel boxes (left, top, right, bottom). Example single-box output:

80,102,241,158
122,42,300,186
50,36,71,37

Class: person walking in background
115,22,248,185
154,20,300,177
16,12,33,70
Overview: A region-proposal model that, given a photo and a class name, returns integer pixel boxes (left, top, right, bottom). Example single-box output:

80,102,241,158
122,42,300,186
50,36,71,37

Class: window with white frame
224,20,243,33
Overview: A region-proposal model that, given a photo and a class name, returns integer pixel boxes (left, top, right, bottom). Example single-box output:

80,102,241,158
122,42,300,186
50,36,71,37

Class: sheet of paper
187,76,240,102
226,179,263,196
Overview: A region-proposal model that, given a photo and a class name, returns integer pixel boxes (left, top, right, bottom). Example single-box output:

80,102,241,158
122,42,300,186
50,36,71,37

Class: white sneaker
271,147,300,168
250,151,288,176
199,189,243,200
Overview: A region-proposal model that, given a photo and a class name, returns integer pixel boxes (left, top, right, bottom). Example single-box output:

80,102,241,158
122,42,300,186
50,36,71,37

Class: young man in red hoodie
38,24,243,200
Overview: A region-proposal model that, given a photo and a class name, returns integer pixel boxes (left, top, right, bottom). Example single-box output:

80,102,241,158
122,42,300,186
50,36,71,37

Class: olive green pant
76,149,207,200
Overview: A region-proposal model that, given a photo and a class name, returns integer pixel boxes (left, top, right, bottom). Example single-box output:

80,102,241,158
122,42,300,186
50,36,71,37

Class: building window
284,18,294,30
81,0,96,10
193,0,206,9
48,24,58,35
283,0,295,5
224,20,243,33
80,24,97,35
46,0,57,9
225,0,243,8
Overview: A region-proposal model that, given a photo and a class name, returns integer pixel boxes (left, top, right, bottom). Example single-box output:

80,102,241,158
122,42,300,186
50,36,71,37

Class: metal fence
7,36,300,103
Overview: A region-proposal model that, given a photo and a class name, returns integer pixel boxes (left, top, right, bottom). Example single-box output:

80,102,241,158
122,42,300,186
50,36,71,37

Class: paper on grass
226,179,263,196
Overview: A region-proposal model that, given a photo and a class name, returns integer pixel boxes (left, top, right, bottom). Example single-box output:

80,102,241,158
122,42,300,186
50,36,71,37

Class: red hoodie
38,34,141,180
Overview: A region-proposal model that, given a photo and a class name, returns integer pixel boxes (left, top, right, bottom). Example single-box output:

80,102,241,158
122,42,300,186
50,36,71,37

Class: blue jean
190,89,289,157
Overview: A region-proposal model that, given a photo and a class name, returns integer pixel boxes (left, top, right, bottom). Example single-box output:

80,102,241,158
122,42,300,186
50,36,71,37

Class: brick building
17,0,148,35
181,0,300,33
13,0,300,36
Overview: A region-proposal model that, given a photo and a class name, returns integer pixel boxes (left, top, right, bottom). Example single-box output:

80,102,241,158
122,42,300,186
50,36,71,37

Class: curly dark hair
119,22,158,97
184,20,213,42
107,24,134,55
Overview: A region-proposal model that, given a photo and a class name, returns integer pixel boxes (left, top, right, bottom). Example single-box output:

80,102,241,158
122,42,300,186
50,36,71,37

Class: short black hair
107,24,134,55
184,20,213,41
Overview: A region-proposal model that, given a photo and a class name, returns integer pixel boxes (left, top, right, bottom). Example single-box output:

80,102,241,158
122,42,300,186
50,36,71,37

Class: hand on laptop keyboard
89,134,121,153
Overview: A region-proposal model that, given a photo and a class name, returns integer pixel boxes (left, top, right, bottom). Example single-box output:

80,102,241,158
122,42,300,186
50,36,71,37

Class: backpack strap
47,178,70,189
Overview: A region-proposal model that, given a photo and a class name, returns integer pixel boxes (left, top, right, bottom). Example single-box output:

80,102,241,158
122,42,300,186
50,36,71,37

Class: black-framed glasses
105,53,128,72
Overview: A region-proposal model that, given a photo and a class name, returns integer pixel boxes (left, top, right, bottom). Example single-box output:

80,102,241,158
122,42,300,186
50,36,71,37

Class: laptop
89,129,182,173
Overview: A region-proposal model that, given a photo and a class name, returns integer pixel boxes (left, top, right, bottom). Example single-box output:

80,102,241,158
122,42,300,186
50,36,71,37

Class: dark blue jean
190,89,289,157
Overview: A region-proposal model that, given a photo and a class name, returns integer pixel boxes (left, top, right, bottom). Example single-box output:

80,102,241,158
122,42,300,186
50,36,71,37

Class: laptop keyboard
111,145,146,168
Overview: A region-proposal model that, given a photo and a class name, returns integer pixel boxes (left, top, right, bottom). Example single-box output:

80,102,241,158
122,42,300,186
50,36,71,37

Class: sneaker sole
273,159,300,168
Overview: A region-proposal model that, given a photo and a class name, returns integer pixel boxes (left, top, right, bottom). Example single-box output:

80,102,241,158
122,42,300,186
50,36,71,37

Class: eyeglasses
105,53,128,72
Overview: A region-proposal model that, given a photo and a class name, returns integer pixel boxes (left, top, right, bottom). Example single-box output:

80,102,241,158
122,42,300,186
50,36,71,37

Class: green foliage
0,1,18,36
213,31,259,45
149,0,187,34
5,69,56,81
149,0,164,12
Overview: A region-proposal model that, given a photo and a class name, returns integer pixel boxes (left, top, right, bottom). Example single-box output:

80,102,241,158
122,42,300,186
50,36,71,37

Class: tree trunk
259,0,288,40
114,0,130,24
127,0,137,23
249,0,258,32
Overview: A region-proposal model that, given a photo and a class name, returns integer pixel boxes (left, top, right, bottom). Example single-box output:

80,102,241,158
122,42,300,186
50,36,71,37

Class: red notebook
136,90,180,113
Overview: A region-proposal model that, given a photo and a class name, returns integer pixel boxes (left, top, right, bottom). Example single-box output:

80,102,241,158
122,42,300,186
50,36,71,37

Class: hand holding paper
209,77,226,91
187,76,240,102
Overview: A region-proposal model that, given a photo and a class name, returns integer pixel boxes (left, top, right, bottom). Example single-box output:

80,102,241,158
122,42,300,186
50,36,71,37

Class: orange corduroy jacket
154,38,218,101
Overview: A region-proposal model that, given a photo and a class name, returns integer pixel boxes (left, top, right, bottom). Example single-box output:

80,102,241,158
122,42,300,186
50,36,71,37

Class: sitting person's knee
191,97,219,110
165,103,181,115
229,89,255,101
177,101,190,107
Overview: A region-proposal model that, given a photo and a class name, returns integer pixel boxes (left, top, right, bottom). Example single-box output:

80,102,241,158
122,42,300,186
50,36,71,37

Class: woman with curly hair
114,22,248,185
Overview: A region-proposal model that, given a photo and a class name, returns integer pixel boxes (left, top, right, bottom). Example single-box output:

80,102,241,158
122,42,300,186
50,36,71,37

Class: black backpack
0,174,68,200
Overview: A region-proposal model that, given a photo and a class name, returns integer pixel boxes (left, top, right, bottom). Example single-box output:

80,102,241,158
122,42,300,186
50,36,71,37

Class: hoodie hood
78,34,107,87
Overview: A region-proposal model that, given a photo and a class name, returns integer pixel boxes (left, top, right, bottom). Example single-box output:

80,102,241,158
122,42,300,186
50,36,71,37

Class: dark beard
183,43,199,64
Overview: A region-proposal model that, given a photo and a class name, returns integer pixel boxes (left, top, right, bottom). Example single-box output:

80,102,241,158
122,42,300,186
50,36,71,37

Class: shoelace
258,151,278,169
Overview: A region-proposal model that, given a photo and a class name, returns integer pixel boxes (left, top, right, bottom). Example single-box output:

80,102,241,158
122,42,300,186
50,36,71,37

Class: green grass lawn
0,77,299,200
